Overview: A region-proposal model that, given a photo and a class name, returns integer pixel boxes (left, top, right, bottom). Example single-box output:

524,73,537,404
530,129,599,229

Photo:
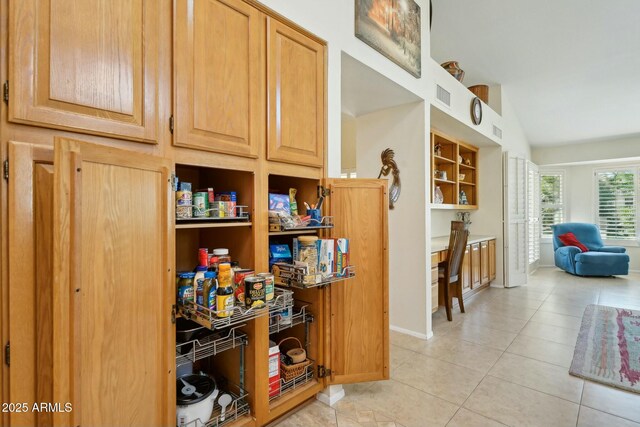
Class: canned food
193,192,209,217
258,273,275,301
244,276,266,308
176,190,192,206
176,205,192,219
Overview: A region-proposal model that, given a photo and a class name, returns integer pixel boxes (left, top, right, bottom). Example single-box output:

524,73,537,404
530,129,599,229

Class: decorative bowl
441,61,465,82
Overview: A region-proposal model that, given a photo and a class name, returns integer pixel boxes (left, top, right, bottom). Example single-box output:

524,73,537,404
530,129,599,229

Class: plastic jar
213,248,231,265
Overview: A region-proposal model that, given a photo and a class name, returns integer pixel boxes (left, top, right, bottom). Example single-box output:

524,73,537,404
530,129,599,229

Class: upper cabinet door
52,138,174,426
267,18,325,168
325,179,389,385
174,0,263,157
9,0,159,143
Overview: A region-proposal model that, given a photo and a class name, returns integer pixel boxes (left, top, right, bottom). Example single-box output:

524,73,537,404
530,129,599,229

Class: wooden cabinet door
174,0,263,157
267,18,325,168
480,241,490,285
461,246,471,294
9,0,159,143
324,179,388,384
489,239,497,280
471,243,481,289
7,142,54,427
52,138,174,426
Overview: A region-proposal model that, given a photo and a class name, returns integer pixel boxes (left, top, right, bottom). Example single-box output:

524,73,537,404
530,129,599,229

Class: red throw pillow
558,232,589,252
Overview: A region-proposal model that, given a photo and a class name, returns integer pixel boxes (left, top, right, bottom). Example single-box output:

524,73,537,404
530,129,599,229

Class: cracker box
335,238,350,277
318,239,334,279
268,340,281,398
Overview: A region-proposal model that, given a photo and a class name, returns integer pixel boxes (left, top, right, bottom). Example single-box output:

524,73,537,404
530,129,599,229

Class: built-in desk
430,235,497,312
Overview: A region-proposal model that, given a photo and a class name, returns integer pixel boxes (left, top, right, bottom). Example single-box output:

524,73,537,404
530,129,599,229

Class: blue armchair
552,223,629,276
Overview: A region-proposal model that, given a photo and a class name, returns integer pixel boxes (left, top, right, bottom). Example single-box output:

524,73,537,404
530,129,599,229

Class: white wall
341,113,357,172
356,102,431,338
539,162,640,271
257,0,431,178
533,135,640,166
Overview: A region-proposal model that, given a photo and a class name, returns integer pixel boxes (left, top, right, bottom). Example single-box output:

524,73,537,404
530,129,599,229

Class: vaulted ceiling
430,0,640,147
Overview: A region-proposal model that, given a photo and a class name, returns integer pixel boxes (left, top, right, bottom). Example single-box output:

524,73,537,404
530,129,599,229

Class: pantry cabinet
9,0,160,143
2,1,387,426
7,139,175,426
173,0,264,158
266,18,325,168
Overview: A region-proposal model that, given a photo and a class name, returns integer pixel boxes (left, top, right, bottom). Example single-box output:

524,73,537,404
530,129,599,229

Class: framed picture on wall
355,0,422,77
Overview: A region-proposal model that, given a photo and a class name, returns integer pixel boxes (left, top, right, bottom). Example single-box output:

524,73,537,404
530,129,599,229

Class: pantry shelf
269,306,313,335
176,222,253,230
276,266,356,290
181,382,250,427
180,288,294,331
176,326,248,367
269,226,332,236
269,362,316,402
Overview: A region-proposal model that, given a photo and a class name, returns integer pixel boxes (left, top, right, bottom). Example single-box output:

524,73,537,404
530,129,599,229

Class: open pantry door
7,142,54,427
322,179,389,385
52,138,175,426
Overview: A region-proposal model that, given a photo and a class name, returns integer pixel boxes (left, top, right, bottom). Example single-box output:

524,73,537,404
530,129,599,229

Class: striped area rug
570,304,640,393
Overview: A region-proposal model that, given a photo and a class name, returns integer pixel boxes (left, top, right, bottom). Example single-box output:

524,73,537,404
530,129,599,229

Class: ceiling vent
493,125,503,139
436,85,451,107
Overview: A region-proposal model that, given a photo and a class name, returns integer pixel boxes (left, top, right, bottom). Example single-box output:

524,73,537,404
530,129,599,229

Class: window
596,169,637,241
540,172,564,237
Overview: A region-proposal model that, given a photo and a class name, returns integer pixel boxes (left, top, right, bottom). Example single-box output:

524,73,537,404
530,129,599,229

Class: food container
258,273,275,301
176,374,218,426
193,192,209,217
176,318,205,344
268,341,280,398
298,236,318,276
244,276,266,308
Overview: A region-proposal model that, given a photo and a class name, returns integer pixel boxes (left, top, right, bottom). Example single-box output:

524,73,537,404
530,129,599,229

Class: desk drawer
431,266,438,284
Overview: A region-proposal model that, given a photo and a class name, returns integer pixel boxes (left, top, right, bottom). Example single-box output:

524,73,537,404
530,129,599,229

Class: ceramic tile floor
273,268,640,427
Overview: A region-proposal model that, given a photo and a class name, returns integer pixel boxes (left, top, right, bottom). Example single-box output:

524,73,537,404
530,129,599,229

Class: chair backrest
447,221,470,281
552,222,604,251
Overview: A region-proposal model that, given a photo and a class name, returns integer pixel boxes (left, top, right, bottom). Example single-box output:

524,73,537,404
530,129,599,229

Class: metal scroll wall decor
377,148,401,209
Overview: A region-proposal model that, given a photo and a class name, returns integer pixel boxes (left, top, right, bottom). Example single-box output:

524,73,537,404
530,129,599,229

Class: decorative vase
441,61,465,82
434,186,444,204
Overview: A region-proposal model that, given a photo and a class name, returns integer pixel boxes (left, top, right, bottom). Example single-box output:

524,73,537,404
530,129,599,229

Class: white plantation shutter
528,162,540,269
540,172,564,237
503,153,528,287
596,169,637,241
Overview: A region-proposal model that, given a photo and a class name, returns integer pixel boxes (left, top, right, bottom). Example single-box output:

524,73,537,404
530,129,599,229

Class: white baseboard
389,325,430,340
316,385,345,406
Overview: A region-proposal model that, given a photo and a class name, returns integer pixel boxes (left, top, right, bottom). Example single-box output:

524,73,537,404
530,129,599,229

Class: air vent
436,85,451,107
493,125,503,139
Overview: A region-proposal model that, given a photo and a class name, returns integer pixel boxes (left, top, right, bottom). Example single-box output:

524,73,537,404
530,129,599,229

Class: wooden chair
439,221,470,321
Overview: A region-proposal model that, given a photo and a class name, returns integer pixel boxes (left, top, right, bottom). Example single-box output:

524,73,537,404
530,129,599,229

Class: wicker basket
278,337,311,382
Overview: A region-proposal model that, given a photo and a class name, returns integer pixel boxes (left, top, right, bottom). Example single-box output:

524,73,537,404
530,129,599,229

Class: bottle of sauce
216,263,234,318
193,266,208,307
203,271,217,313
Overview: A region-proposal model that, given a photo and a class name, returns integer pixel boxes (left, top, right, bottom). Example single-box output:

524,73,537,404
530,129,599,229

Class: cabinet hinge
171,304,177,324
171,173,179,191
3,81,8,104
169,115,174,134
317,185,329,198
4,342,9,367
317,365,332,378
3,159,8,181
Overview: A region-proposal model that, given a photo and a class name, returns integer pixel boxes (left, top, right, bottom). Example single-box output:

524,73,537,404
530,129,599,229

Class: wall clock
471,97,482,125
